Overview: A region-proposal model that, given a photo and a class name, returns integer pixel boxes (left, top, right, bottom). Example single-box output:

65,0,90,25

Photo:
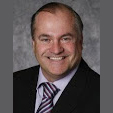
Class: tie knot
42,82,59,99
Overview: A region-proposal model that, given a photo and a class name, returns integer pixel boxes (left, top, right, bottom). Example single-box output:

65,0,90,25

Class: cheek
64,42,82,57
64,43,76,54
34,44,48,57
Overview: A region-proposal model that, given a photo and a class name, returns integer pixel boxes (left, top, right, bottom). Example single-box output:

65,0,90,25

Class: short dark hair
31,2,83,39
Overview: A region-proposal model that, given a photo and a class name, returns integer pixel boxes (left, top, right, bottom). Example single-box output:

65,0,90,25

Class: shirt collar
36,64,79,91
36,67,48,89
53,66,78,91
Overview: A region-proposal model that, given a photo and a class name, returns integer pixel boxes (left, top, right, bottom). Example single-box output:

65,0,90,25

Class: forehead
38,6,75,17
35,10,75,29
33,10,77,39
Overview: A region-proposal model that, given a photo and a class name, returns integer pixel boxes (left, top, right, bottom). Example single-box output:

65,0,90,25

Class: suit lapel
51,59,88,113
28,75,38,113
23,66,39,113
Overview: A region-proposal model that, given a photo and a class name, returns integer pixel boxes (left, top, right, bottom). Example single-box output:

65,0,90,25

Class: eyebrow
60,33,73,38
39,34,51,39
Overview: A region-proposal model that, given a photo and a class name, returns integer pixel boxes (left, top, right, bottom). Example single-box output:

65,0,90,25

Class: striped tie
37,82,59,113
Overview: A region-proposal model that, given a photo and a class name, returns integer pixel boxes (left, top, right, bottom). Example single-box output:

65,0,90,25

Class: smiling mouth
47,56,66,61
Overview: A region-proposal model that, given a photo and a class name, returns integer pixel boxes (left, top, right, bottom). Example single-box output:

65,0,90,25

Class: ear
80,34,83,50
32,39,35,52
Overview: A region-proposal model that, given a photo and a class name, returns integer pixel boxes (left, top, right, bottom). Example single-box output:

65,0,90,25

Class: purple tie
37,82,59,113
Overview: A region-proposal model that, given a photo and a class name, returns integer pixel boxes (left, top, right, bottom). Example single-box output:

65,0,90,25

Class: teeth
49,57,64,61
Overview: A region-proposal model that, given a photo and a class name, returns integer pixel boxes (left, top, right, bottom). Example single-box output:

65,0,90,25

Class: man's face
32,11,83,81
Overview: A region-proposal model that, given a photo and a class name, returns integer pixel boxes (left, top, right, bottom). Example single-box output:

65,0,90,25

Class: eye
61,36,72,43
39,37,51,43
41,38,50,42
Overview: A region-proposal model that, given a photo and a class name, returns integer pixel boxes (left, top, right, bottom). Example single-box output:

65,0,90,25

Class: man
14,2,100,113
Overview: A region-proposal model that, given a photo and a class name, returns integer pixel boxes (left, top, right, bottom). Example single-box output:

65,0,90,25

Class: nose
49,41,64,54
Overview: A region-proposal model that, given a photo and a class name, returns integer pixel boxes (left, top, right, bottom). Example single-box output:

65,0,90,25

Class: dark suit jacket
13,59,100,113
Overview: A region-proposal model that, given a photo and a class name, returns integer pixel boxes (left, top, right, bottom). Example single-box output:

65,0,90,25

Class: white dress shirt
34,66,79,113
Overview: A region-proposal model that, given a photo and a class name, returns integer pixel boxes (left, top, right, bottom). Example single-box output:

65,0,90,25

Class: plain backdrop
13,0,100,74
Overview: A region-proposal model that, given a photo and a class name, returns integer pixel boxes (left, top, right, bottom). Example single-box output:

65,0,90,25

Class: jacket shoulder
78,59,100,90
80,58,100,79
13,65,40,82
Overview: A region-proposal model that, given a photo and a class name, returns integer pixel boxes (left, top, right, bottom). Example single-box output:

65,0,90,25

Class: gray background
13,0,100,74
2,0,113,113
